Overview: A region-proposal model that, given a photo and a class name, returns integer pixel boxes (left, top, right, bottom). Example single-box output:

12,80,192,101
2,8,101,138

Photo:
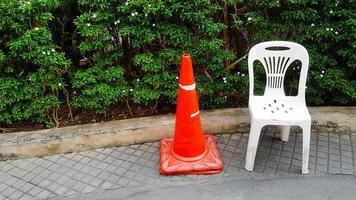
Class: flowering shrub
73,0,236,114
0,0,354,127
231,0,356,105
0,0,71,127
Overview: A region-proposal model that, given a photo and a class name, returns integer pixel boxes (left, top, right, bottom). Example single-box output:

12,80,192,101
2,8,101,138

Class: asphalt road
62,174,356,200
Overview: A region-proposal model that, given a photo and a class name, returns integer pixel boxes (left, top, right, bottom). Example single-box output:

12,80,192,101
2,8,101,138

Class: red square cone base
160,135,223,175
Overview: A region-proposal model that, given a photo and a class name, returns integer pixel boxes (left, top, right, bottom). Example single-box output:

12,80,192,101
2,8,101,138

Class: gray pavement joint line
338,134,342,174
288,133,298,174
223,133,241,175
350,134,355,176
40,154,116,192
314,132,319,173
263,133,276,173
40,155,104,191
130,142,159,170
118,142,159,185
70,155,120,191
327,133,330,173
221,133,234,171
255,132,266,172
121,143,154,181
6,162,57,197
275,135,285,175
74,149,134,183
237,134,248,172
105,147,126,167
3,133,356,200
0,184,21,200
112,143,151,170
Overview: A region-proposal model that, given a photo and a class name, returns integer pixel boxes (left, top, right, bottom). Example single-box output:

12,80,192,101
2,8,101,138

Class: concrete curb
0,107,355,160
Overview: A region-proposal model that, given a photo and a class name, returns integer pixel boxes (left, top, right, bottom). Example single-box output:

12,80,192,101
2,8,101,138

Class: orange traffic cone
160,54,224,175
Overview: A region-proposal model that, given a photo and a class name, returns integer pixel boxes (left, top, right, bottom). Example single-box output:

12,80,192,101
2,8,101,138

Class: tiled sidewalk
0,132,355,200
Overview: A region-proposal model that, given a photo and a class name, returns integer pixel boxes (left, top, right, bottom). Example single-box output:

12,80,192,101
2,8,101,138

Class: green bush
232,0,356,105
0,0,354,127
0,0,71,127
74,0,236,113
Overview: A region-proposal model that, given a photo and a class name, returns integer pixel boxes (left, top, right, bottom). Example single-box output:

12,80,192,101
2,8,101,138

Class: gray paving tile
20,183,35,193
36,190,52,199
18,194,32,200
53,186,68,195
1,187,16,197
0,132,355,199
27,186,43,196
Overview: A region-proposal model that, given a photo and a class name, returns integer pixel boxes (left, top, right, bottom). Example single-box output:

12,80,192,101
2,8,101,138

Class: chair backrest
248,41,309,101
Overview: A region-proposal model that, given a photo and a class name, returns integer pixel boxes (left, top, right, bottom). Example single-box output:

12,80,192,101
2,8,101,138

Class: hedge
0,0,355,127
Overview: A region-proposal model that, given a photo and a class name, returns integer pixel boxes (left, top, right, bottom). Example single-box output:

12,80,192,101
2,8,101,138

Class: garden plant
0,0,354,128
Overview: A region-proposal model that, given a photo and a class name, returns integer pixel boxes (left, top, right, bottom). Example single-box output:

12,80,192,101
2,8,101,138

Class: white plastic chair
245,41,311,174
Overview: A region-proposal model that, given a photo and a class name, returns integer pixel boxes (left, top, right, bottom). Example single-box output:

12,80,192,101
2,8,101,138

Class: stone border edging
0,107,355,160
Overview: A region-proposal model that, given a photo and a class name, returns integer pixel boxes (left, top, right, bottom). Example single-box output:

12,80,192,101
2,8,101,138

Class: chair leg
280,125,290,142
245,120,263,171
301,122,311,174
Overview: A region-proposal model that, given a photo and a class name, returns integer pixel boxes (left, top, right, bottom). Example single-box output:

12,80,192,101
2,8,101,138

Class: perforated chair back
248,41,309,101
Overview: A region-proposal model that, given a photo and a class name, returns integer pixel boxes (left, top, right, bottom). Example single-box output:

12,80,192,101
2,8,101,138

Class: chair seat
249,96,310,122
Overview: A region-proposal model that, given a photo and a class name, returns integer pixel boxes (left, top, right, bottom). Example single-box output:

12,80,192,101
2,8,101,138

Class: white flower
73,91,76,94
34,27,39,30
46,51,50,55
330,28,333,31
335,31,338,35
148,4,151,7
136,79,140,82
122,90,125,93
114,20,120,25
242,74,245,77
93,13,97,18
237,72,240,75
152,23,156,27
58,83,62,87
224,96,227,99
329,10,333,14
311,23,315,27
176,76,178,80
131,13,135,16
223,80,227,83
86,23,91,26
223,77,226,80
129,89,133,92
42,51,46,55
26,1,30,4
320,74,323,78
145,13,148,17
51,49,55,52
321,70,325,73
293,67,296,70
125,2,128,5
326,28,329,31
247,17,252,21
135,12,138,15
